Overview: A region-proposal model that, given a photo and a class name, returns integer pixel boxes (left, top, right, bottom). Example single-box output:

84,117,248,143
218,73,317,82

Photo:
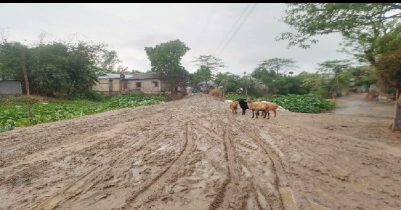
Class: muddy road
1,94,400,210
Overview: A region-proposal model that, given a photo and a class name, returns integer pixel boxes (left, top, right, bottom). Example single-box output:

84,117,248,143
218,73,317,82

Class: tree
115,65,129,73
277,3,401,65
257,58,298,77
278,3,401,130
349,66,378,86
301,72,332,98
100,50,121,73
214,72,242,95
193,65,212,92
131,69,142,74
375,47,401,131
145,39,190,94
317,59,351,98
251,66,277,85
269,76,308,95
192,55,227,75
0,40,103,97
192,55,227,93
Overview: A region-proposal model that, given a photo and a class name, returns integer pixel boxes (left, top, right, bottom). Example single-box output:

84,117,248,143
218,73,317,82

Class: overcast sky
0,3,350,76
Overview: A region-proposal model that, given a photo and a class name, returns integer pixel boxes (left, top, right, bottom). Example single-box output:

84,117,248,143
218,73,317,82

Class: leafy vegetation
145,39,190,94
266,94,336,113
0,94,165,129
277,3,401,130
0,40,122,97
225,93,335,113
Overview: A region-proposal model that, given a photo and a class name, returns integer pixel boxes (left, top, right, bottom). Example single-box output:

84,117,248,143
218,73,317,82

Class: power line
198,5,217,44
217,3,257,57
193,4,218,56
212,3,252,56
217,3,258,58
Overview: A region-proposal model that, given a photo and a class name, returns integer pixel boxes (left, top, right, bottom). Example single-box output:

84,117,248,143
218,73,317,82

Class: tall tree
257,58,298,77
0,40,103,97
317,59,351,98
145,39,190,94
193,65,212,93
277,3,401,65
214,72,242,94
375,47,401,131
100,50,121,73
192,55,226,93
251,66,277,86
192,55,227,75
278,3,401,131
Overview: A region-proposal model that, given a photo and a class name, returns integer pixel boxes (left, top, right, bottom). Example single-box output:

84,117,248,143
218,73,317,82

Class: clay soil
1,93,400,210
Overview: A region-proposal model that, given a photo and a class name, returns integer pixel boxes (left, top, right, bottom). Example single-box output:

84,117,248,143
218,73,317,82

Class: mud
0,93,400,210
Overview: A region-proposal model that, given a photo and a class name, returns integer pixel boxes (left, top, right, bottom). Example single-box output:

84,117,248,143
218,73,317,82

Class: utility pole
20,47,32,126
244,71,247,96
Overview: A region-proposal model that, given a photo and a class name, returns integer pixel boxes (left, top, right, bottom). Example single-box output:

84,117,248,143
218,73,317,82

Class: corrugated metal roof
127,73,163,80
98,73,163,80
98,74,123,79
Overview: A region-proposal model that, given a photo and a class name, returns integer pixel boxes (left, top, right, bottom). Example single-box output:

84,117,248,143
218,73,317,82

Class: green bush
262,94,336,113
225,94,257,102
0,94,166,129
225,93,336,113
83,90,106,102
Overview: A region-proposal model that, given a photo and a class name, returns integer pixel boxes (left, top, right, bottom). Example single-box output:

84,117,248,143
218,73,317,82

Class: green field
0,94,165,129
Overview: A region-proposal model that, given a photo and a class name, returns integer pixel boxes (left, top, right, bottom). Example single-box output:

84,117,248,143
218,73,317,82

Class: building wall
93,78,171,95
92,78,121,95
0,81,22,94
125,79,161,93
160,80,171,92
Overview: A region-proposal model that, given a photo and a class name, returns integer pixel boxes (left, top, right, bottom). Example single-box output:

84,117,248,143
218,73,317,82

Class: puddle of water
279,187,298,210
309,200,330,210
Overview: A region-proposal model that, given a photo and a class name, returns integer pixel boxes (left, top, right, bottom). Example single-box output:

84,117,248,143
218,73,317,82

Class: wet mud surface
1,94,400,210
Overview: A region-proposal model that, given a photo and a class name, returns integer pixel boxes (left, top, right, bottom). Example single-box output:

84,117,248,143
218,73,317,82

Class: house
0,79,22,95
198,80,216,92
92,73,172,96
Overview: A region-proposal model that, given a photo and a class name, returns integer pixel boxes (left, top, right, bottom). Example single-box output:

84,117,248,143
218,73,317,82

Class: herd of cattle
230,98,278,119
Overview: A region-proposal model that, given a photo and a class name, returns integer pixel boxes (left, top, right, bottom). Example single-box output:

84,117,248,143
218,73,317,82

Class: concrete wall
0,81,22,94
93,79,121,95
125,79,161,93
160,80,171,92
93,78,171,95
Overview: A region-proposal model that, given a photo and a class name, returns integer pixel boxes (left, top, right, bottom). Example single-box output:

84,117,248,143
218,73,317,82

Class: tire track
125,122,194,210
231,117,288,210
242,125,301,210
208,118,249,210
25,124,167,210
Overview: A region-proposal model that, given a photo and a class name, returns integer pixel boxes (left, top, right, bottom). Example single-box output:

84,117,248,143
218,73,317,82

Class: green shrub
83,90,106,102
225,93,336,113
0,94,166,129
262,94,336,113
